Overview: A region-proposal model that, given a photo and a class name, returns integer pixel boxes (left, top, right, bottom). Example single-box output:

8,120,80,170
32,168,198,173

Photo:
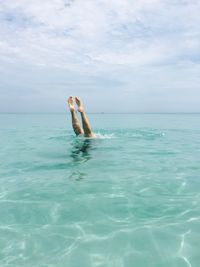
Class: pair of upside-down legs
68,96,94,138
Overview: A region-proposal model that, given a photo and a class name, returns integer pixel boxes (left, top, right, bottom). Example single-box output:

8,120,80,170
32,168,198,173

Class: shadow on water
69,170,87,181
70,138,94,163
68,138,97,181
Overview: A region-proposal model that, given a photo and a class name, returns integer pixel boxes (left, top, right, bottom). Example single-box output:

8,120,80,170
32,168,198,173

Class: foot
68,96,75,112
75,96,84,112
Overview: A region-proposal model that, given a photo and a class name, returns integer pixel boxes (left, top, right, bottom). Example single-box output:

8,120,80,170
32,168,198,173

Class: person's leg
75,97,94,137
68,96,84,135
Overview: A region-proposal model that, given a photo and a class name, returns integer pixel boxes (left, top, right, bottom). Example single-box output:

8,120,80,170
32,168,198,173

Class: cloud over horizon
0,0,200,112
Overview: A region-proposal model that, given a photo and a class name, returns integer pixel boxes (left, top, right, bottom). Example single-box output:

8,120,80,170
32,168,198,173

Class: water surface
0,113,200,267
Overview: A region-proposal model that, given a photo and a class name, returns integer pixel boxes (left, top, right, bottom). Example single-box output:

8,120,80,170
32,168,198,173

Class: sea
0,113,200,267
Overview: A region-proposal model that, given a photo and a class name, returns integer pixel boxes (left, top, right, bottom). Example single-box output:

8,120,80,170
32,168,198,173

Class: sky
0,0,200,113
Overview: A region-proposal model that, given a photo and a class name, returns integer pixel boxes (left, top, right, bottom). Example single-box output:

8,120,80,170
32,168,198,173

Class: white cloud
0,0,200,68
0,0,200,112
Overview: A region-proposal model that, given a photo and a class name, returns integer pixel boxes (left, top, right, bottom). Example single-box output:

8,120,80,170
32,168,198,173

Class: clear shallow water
0,113,200,267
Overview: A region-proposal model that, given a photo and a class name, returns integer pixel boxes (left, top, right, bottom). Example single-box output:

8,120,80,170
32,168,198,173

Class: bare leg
75,97,94,137
68,96,84,135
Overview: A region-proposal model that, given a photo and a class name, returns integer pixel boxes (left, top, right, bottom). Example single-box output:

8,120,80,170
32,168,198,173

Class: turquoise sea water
0,113,200,267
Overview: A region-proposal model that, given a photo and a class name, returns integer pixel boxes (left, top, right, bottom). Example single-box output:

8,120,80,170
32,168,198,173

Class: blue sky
0,0,200,112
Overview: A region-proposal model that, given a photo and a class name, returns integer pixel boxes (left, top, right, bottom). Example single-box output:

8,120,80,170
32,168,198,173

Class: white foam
93,133,115,139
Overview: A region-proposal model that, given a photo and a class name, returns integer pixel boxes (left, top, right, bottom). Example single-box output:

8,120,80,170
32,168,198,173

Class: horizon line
1,112,200,115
